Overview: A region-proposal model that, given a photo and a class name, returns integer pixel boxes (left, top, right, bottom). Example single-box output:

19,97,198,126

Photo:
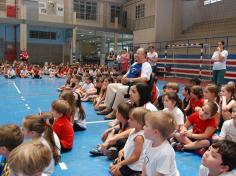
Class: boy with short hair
0,124,24,175
199,140,236,176
157,82,180,110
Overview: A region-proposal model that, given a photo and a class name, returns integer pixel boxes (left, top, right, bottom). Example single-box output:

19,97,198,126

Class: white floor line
13,82,21,94
59,162,68,170
86,120,113,124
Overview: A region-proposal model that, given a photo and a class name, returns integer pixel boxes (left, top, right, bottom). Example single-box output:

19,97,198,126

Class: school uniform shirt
190,98,205,112
123,129,150,172
144,102,158,111
0,157,10,176
53,117,74,149
220,119,236,142
144,140,179,176
82,83,95,93
199,164,236,176
188,113,217,136
53,132,61,156
163,107,184,126
40,137,55,176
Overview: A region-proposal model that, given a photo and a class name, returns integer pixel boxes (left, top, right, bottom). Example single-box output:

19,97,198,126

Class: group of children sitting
0,61,121,80
0,60,236,176
58,65,236,176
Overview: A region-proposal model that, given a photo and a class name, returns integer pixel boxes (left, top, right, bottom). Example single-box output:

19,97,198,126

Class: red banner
7,5,16,17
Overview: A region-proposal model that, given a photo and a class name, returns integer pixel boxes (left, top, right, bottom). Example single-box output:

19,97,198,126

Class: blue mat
0,76,201,176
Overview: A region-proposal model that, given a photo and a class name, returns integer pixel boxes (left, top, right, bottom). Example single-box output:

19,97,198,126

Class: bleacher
179,17,236,39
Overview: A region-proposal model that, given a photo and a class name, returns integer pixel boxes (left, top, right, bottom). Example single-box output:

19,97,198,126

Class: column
20,5,27,50
71,12,77,64
114,17,118,51
100,36,106,65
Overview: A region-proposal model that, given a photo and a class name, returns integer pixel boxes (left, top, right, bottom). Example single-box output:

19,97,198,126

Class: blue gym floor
0,76,201,176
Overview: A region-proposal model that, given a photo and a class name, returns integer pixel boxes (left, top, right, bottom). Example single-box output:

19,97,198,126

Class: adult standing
20,48,29,63
211,41,228,87
107,51,115,69
147,46,158,73
97,48,152,119
120,48,130,74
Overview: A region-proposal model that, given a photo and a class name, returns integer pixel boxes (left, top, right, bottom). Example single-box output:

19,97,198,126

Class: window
29,31,57,40
110,5,121,23
0,0,6,11
136,4,144,19
204,0,222,5
74,0,97,20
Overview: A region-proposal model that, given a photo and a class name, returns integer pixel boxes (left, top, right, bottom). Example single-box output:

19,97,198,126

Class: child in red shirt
184,85,205,116
173,102,218,151
52,100,74,153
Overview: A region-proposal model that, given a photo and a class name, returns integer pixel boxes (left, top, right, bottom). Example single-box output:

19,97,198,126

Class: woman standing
212,41,228,87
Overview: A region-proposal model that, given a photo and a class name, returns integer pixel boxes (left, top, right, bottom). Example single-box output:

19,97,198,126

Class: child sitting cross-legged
90,102,132,160
173,102,218,153
51,100,74,153
218,103,236,142
199,140,236,176
109,107,150,176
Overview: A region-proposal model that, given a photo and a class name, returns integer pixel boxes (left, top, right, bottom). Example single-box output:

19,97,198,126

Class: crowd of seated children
1,51,236,176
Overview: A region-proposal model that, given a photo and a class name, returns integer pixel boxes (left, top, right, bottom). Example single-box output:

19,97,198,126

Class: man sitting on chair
97,48,152,119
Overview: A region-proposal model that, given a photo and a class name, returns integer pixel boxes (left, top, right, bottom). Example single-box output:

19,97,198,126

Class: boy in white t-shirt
142,111,179,176
219,104,236,142
199,140,236,176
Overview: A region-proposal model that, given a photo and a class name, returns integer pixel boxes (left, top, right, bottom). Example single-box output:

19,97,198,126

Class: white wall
182,0,201,30
155,0,175,41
